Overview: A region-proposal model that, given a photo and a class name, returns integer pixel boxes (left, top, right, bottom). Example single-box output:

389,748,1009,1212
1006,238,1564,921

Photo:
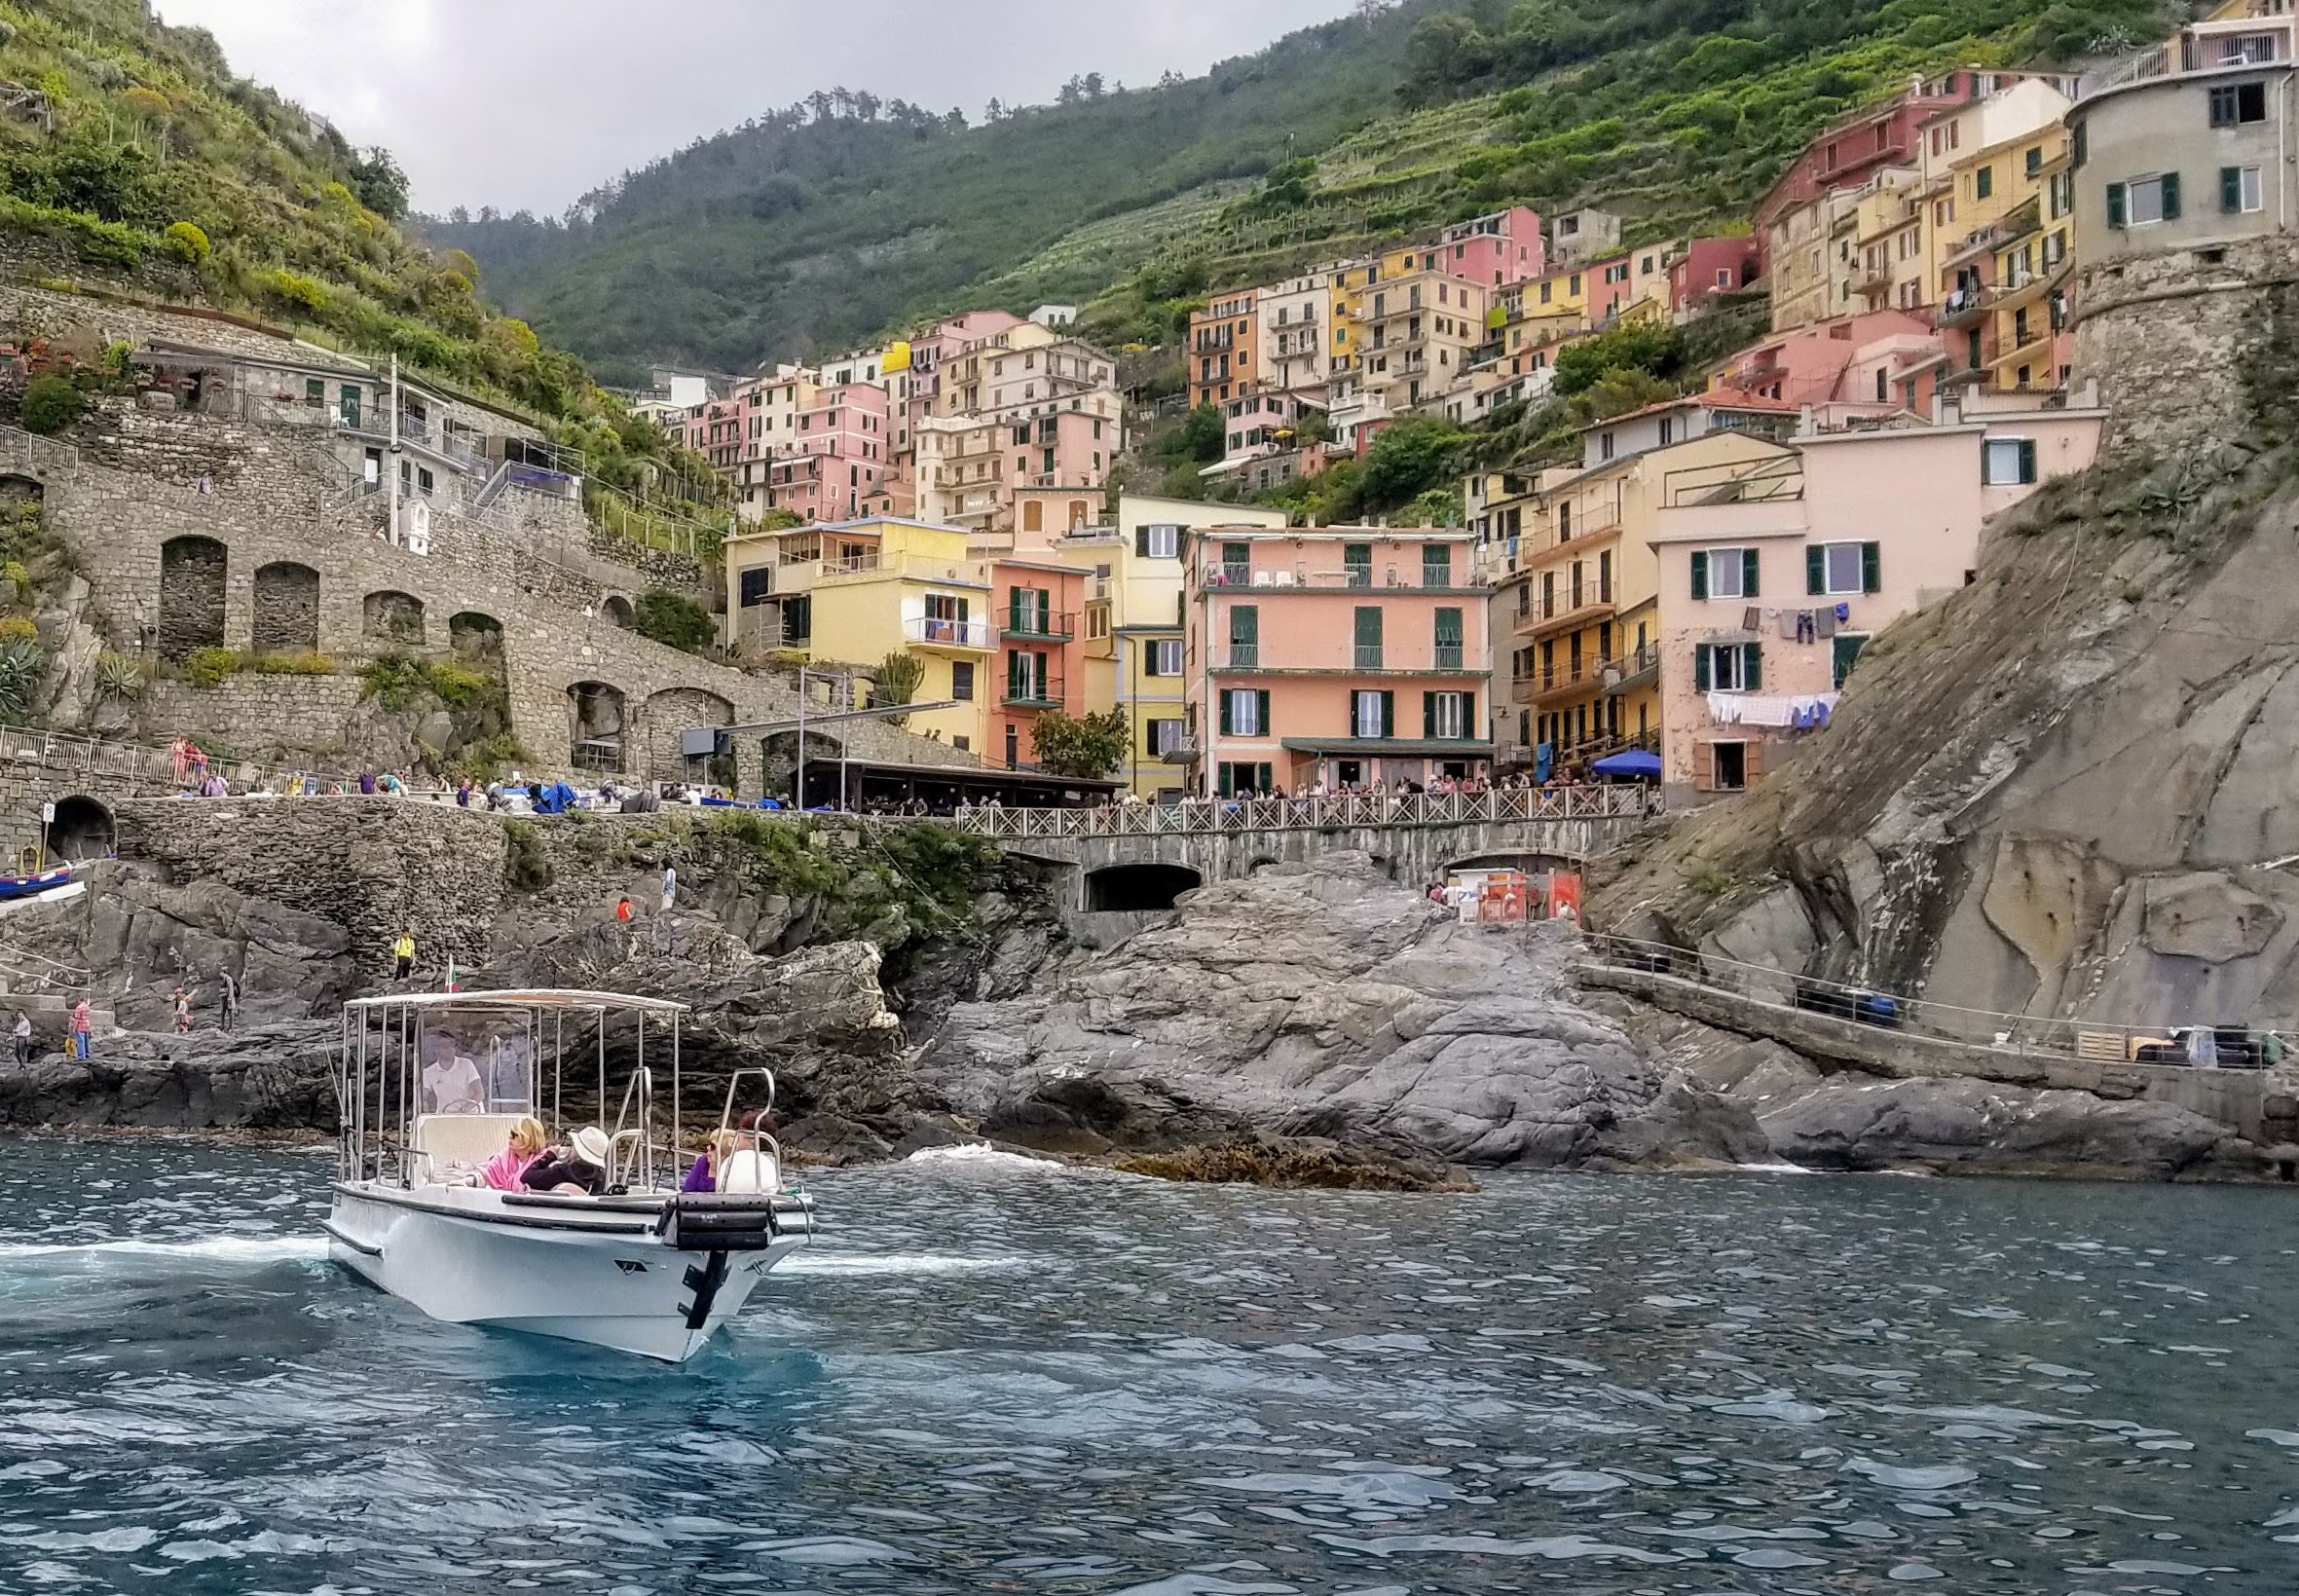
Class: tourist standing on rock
11,1010,29,1064
661,864,677,914
615,895,634,925
220,971,240,1032
171,987,191,1034
392,931,416,981
456,777,473,808
69,999,92,1060
358,768,378,796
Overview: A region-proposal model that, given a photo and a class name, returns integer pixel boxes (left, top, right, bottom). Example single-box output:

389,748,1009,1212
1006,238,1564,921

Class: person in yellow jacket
392,931,416,980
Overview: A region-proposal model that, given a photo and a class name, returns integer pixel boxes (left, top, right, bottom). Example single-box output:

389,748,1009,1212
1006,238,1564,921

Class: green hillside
437,0,2165,380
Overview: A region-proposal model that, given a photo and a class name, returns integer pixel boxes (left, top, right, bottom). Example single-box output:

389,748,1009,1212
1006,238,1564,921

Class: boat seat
411,1112,525,1185
717,1148,781,1195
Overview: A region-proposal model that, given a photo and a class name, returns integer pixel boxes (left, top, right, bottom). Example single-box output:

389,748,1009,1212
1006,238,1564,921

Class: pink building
989,559,1092,770
1711,311,1942,412
1669,238,1765,315
1649,391,2106,800
765,383,892,522
1182,527,1492,797
1438,205,1547,287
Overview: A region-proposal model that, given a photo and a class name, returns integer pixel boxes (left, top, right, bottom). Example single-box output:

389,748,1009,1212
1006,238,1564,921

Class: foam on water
777,1250,1033,1277
899,1142,1068,1170
0,1234,327,1265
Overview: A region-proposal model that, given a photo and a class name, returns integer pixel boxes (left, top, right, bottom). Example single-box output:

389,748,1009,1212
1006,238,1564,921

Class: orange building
1182,526,1492,796
990,558,1093,772
1189,289,1261,409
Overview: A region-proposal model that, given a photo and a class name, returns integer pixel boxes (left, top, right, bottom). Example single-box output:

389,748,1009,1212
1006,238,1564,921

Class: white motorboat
323,988,813,1362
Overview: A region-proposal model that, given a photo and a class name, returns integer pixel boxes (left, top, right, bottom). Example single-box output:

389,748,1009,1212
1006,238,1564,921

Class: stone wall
142,676,369,765
113,796,509,976
2069,234,2299,454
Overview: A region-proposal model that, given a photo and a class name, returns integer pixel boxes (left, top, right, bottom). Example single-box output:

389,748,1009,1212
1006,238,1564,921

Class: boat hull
326,1182,804,1361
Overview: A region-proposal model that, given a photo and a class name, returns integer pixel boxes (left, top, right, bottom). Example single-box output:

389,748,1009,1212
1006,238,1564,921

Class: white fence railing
954,784,1657,839
0,423,78,481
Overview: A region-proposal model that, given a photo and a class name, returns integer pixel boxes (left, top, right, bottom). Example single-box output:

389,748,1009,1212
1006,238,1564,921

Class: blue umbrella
1590,749,1662,781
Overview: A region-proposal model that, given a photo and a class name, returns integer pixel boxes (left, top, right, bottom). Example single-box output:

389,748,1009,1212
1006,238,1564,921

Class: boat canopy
343,987,690,1016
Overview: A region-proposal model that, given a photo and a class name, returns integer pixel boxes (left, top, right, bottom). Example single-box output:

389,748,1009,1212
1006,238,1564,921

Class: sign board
39,802,54,824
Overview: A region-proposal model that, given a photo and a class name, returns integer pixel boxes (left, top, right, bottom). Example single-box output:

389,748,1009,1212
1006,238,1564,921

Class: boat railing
610,1064,657,1192
712,1065,785,1192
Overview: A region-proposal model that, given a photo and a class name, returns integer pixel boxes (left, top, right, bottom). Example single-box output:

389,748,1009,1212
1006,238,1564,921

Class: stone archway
251,562,319,653
602,595,634,629
362,590,426,647
448,611,503,658
0,473,42,512
47,795,115,860
157,536,227,660
645,687,734,782
568,681,627,773
1085,863,1203,912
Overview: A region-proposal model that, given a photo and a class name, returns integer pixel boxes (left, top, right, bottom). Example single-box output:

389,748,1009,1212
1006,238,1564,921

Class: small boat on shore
323,988,814,1361
0,859,92,904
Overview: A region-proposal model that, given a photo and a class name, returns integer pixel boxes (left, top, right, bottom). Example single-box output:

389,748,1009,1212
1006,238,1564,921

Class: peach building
1182,527,1491,797
760,381,892,522
989,558,1092,770
1649,389,2106,800
1190,289,1261,409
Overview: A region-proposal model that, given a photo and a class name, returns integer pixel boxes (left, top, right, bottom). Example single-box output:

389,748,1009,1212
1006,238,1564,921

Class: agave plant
95,649,144,704
0,638,48,724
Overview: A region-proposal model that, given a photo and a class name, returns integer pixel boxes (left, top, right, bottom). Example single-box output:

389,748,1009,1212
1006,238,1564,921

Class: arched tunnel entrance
48,796,115,860
1085,863,1204,912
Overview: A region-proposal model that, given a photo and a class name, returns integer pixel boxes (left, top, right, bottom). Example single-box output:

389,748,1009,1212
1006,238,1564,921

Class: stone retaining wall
142,676,369,764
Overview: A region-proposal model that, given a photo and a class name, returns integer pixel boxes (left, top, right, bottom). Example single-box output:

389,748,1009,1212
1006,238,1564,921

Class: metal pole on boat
671,1012,681,1183
596,1012,606,1144
636,1010,649,1190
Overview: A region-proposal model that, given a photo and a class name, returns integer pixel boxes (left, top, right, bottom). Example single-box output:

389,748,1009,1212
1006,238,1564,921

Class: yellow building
1493,430,1782,771
1921,77,2075,393
1845,169,1928,316
722,515,993,757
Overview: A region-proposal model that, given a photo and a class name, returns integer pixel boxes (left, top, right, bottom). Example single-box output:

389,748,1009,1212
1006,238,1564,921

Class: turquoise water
0,1137,2295,1594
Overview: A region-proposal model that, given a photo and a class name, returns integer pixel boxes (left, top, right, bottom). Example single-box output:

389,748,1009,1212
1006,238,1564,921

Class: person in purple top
681,1110,776,1192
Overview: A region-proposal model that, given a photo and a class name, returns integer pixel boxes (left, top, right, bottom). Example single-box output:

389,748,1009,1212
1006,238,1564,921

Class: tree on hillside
1029,708,1128,779
1552,320,1685,397
1359,416,1468,514
1180,403,1226,464
347,146,409,218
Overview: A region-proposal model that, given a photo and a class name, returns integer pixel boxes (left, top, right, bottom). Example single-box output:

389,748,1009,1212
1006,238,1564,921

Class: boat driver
519,1126,612,1195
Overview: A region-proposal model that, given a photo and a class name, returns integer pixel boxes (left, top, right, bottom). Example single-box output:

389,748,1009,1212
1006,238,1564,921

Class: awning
1591,749,1662,780
1279,738,1497,759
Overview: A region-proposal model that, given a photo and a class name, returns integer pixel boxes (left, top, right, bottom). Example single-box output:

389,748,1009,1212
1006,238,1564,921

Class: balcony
1226,644,1261,669
1516,591,1615,639
1510,663,1602,706
1601,644,1661,695
2088,18,2294,97
1000,674,1066,710
1196,562,1487,594
1003,609,1075,643
906,615,993,651
1945,199,2042,271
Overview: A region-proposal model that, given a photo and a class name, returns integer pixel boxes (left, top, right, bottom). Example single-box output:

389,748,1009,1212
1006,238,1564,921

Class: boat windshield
338,990,687,1194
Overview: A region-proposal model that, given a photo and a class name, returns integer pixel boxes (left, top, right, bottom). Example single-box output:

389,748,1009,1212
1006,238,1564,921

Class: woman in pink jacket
479,1117,549,1192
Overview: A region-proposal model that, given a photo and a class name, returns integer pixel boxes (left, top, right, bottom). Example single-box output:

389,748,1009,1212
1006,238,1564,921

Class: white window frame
1707,645,1749,692
2126,174,2169,227
1707,546,1750,601
1983,437,2036,487
1145,639,1184,677
2238,165,2266,213
1351,690,1386,739
1223,688,1264,738
1820,541,1866,596
1429,692,1468,740
1144,524,1181,559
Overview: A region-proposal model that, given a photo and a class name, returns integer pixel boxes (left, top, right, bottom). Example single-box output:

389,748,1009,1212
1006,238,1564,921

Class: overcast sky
152,1,1362,216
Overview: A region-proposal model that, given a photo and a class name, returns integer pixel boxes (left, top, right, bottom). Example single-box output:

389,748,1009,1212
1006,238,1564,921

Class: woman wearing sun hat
518,1126,613,1195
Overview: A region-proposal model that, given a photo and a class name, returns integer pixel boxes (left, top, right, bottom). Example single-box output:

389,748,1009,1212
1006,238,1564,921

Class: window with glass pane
1823,542,1864,594
1146,639,1183,676
1144,524,1180,558
1709,548,1747,600
1221,541,1251,585
1353,607,1383,668
1421,544,1453,587
1345,543,1373,586
1351,690,1386,738
1430,692,1467,738
1230,605,1259,668
1224,688,1263,737
1433,607,1463,670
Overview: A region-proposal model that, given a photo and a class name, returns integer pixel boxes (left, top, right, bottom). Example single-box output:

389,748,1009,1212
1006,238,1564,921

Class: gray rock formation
923,853,1766,1172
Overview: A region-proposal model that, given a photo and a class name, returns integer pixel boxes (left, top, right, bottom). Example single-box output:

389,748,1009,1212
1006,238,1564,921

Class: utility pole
386,354,401,546
795,667,806,810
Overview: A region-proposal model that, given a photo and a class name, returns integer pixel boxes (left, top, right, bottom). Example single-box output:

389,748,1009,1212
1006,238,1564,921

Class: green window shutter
1742,548,1761,598
2161,170,2180,220
1007,651,1024,695
1256,689,1271,737
1134,525,1150,557
1463,689,1475,731
1218,692,1233,736
1694,647,1712,692
1861,541,1882,594
2106,182,2127,228
1353,607,1382,646
1423,691,1437,738
1257,762,1273,794
1218,764,1233,798
956,596,969,625
1037,589,1051,632
1689,550,1709,600
1434,607,1462,646
1744,643,1763,691
1008,587,1023,631
1380,690,1395,738
2018,439,2037,482
1233,605,1258,646
2223,166,2244,214
1805,545,1826,595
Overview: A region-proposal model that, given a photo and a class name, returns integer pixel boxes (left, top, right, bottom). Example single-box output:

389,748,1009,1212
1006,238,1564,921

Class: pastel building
1708,309,1943,415
1182,527,1492,797
1438,205,1548,286
989,557,1092,770
1357,259,1489,413
1190,289,1261,409
1259,269,1347,399
760,382,893,523
1649,390,2106,800
722,516,993,756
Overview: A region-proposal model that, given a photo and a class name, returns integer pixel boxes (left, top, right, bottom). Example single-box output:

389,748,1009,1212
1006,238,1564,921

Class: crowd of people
461,1108,778,1198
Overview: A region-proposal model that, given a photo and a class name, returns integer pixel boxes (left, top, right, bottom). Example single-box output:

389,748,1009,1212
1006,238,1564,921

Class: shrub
358,652,426,709
0,638,50,721
1028,707,1129,779
18,375,83,436
263,269,328,314
185,648,333,687
0,617,37,645
163,220,210,265
96,650,144,702
182,647,238,687
423,658,491,707
632,588,716,651
501,818,554,892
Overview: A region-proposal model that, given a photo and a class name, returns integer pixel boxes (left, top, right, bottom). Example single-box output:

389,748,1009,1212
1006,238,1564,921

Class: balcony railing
906,616,992,650
1003,609,1075,643
952,784,1660,839
1000,675,1065,709
1197,563,1487,593
1226,644,1260,669
1601,644,1661,693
